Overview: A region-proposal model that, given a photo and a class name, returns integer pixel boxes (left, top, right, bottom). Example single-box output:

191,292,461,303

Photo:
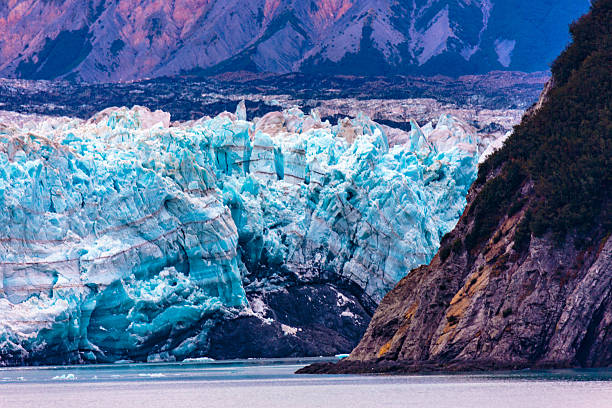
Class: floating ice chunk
138,373,165,378
183,357,215,363
52,374,76,380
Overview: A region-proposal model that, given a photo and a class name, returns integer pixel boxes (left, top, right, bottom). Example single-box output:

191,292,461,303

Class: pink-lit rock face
0,0,590,82
0,0,343,81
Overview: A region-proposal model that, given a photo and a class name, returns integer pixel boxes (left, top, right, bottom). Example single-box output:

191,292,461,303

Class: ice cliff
0,105,483,364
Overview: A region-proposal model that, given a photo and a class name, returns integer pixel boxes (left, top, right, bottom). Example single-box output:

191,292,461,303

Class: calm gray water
1,358,611,408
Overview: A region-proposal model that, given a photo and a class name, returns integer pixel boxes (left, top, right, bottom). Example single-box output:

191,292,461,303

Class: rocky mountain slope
299,0,612,374
0,0,589,81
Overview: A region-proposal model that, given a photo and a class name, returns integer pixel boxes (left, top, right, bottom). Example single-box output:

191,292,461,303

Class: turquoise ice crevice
0,104,482,363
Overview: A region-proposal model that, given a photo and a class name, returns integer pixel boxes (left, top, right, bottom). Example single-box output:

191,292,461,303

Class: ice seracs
1,104,487,364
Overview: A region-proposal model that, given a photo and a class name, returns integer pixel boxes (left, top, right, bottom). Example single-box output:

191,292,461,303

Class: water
1,358,611,408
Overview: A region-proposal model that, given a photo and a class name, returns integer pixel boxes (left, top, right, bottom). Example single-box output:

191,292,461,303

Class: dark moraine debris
207,284,372,359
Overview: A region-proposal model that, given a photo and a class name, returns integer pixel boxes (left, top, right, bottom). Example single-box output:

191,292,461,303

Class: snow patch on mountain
494,39,516,68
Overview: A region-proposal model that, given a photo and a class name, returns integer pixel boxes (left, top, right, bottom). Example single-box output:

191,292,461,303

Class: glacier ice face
0,104,482,364
228,111,479,301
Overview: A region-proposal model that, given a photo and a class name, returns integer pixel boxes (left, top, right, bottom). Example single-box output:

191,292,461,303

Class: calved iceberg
0,104,483,364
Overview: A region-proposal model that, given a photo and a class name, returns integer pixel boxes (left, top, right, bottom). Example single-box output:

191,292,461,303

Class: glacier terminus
1,103,494,365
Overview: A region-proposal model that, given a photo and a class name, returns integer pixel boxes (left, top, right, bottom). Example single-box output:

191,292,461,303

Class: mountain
0,0,590,82
299,0,612,374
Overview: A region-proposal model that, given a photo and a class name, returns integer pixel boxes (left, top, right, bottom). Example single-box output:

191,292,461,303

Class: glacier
0,104,483,365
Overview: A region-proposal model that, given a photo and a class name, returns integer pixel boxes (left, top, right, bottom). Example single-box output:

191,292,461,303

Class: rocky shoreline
296,358,607,375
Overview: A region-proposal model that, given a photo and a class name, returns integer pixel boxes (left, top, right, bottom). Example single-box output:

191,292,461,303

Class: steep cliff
299,0,612,374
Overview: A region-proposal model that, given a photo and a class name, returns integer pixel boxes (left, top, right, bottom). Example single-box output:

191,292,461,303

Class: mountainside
299,0,612,374
0,0,590,82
